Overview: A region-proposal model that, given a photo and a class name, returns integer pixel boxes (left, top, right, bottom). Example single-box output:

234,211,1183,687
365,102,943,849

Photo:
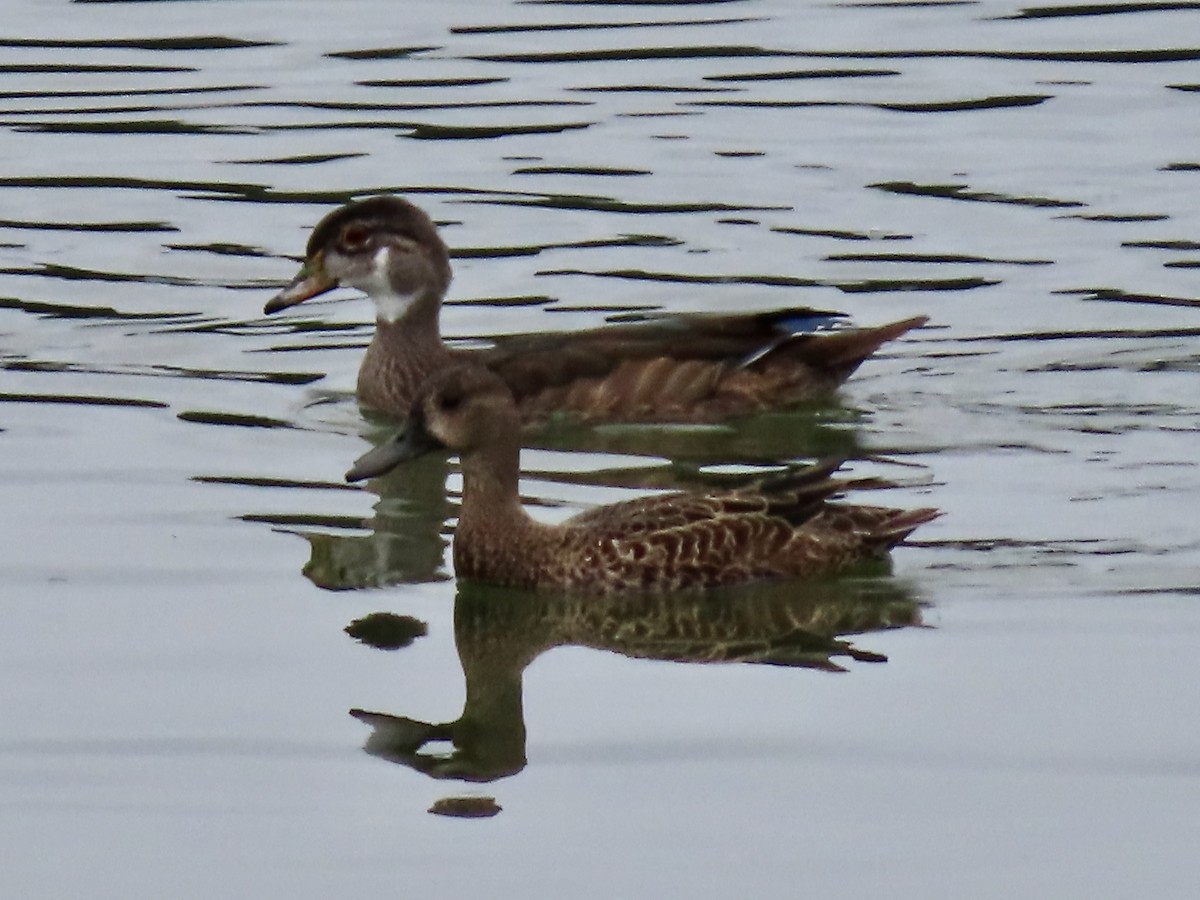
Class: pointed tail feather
808,315,929,367
873,507,941,547
749,315,928,371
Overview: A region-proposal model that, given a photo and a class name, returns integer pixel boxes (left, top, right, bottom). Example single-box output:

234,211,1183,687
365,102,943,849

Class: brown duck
345,365,939,594
264,195,927,424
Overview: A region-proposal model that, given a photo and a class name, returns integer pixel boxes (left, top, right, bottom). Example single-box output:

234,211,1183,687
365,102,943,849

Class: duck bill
264,254,337,314
345,422,444,483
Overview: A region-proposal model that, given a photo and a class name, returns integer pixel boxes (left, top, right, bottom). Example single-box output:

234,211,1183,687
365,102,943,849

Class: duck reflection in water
350,578,925,783
299,449,453,590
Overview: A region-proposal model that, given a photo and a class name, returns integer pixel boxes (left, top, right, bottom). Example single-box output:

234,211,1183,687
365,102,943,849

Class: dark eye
438,391,462,413
341,224,370,253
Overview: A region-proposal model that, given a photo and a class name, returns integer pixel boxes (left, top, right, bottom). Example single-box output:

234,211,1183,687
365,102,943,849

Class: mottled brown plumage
265,195,928,424
346,366,940,594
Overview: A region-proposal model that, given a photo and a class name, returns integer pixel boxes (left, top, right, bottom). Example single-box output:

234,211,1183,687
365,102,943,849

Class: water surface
2,1,1199,897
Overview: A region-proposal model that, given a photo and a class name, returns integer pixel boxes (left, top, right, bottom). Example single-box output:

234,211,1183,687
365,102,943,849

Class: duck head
265,196,452,322
346,366,518,482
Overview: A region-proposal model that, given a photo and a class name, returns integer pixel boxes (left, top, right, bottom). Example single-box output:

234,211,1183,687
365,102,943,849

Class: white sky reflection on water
2,1,1199,897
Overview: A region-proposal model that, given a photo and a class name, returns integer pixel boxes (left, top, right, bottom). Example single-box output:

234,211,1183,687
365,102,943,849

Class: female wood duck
264,196,927,424
345,365,939,594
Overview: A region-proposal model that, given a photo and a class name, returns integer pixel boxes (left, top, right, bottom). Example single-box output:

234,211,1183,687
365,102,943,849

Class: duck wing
568,458,845,534
555,459,936,591
475,311,926,423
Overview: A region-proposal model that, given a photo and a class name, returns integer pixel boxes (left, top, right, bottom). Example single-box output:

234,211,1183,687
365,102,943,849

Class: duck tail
746,315,927,372
811,315,929,367
872,506,941,547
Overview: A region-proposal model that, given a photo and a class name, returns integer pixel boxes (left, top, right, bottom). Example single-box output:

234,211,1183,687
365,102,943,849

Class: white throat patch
363,246,417,323
374,289,418,324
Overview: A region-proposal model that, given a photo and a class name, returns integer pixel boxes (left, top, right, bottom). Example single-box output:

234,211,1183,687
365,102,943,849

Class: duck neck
381,273,438,322
454,429,548,578
373,282,447,351
457,431,527,530
358,286,453,414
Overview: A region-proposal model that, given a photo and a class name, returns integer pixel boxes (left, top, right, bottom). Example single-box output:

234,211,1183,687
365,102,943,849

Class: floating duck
346,365,939,594
265,196,927,424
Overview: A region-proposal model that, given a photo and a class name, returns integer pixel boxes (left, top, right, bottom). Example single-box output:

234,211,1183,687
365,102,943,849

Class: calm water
3,0,1199,897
